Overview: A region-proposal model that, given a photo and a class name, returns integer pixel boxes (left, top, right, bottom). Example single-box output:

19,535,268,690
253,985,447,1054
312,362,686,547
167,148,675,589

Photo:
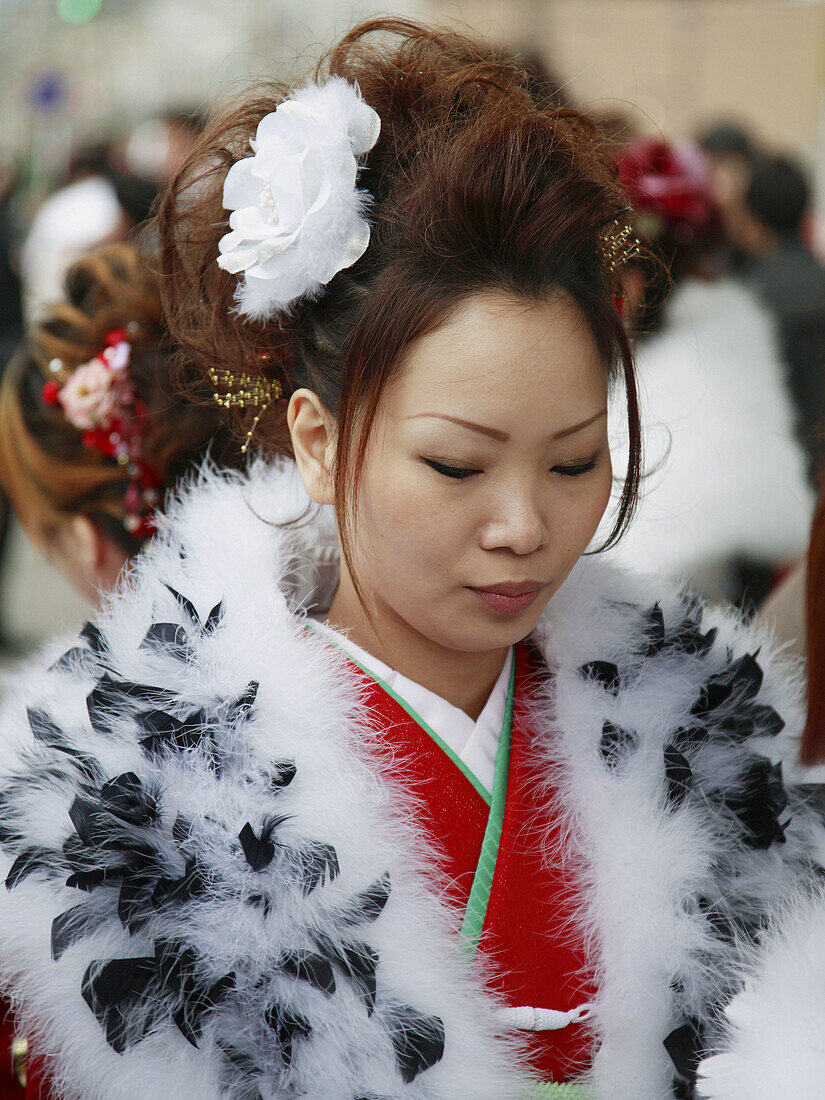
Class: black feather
269,760,297,790
239,822,276,872
49,646,101,674
749,704,785,737
79,621,108,654
172,971,235,1047
287,840,339,894
338,941,379,1014
599,721,637,771
725,758,789,849
141,622,192,662
644,602,666,654
51,901,103,960
279,950,336,995
164,585,200,627
137,708,219,769
172,814,193,847
92,674,179,710
81,955,159,1054
151,858,211,908
384,1004,445,1084
265,1004,312,1067
664,746,693,808
669,624,718,658
99,772,158,826
27,708,99,779
5,846,62,890
337,872,392,927
224,682,259,725
217,1039,262,1079
580,660,622,695
692,652,764,717
673,725,709,752
664,1018,705,1091
203,601,225,635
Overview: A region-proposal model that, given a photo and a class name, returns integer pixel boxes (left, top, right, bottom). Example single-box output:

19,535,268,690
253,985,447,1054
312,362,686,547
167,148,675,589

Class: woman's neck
326,577,509,721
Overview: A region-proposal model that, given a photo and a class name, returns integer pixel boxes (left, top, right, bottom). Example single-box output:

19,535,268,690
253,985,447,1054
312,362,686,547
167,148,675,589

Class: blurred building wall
431,0,825,151
4,1,825,163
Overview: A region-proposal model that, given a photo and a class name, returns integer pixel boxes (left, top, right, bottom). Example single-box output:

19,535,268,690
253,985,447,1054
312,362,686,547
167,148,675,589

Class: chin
429,614,540,655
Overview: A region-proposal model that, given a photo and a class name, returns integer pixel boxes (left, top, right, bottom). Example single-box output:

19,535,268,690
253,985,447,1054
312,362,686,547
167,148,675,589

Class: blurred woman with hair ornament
0,242,238,605
0,19,822,1100
606,137,813,608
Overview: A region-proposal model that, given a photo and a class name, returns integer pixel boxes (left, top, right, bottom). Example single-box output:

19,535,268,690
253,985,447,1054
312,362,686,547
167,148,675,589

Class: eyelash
555,459,598,477
422,458,598,480
423,458,479,480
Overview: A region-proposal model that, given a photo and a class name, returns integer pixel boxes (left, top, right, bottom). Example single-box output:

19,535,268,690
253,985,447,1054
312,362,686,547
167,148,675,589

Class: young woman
0,20,822,1100
0,242,236,605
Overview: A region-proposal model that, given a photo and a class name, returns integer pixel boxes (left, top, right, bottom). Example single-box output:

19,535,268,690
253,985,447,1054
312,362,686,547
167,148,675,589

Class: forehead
387,290,607,427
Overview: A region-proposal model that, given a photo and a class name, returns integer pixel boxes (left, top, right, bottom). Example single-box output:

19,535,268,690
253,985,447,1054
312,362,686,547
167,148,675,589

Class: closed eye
553,458,597,477
422,458,480,480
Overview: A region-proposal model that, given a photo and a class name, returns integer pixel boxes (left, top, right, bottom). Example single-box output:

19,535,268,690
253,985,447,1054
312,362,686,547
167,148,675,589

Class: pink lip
468,581,546,617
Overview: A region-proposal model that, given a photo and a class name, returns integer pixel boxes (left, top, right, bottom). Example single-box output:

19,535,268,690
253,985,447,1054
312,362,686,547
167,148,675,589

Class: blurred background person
0,242,239,608
606,137,813,608
697,121,760,277
19,110,204,322
0,161,23,370
735,155,825,485
18,143,129,321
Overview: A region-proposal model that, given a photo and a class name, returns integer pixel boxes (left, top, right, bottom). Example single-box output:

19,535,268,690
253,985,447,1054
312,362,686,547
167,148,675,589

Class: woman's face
344,289,613,653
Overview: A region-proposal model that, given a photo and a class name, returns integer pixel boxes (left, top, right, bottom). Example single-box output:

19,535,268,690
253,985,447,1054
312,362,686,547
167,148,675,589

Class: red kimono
353,640,595,1084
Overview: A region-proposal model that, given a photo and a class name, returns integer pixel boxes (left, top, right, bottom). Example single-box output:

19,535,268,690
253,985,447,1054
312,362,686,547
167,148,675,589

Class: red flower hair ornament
616,138,716,245
42,328,163,539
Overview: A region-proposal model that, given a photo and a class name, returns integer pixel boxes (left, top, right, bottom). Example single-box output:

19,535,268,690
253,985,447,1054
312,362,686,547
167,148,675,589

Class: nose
478,486,548,556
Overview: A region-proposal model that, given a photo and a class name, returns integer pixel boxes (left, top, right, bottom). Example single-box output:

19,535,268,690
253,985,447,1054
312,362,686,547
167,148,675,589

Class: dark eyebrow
409,413,509,441
551,409,608,440
409,409,607,442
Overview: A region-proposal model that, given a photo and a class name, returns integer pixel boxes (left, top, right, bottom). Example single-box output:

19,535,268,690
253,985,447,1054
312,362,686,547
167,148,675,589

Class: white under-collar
308,619,512,799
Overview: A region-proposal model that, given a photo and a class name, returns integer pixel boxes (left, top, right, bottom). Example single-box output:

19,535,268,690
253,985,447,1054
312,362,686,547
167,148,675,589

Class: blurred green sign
57,0,102,23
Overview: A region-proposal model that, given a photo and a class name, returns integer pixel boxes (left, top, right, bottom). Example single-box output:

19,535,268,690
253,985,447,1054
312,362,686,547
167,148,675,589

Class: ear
287,389,337,506
68,514,107,573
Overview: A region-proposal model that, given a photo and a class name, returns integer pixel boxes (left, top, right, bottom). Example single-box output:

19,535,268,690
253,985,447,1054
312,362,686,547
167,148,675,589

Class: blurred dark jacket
747,235,825,482
0,191,23,372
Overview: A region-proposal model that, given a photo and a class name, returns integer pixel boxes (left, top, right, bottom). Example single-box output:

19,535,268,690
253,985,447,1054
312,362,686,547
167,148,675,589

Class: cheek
358,465,462,577
562,468,613,556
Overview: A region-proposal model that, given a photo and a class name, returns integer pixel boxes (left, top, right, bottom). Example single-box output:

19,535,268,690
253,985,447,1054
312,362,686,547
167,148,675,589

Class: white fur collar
0,459,819,1100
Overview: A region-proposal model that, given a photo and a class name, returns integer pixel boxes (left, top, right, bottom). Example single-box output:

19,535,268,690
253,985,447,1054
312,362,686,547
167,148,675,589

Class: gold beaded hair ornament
598,220,641,313
208,364,284,455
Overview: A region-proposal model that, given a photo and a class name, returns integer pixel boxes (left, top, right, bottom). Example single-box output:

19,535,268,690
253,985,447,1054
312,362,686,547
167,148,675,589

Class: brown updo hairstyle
160,18,642,585
0,243,234,555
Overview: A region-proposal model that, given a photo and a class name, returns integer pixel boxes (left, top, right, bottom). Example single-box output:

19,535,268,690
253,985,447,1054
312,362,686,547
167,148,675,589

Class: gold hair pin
599,221,641,274
208,366,284,454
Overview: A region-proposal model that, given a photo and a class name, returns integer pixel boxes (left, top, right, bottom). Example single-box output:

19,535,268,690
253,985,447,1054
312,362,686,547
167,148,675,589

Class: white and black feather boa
0,460,822,1100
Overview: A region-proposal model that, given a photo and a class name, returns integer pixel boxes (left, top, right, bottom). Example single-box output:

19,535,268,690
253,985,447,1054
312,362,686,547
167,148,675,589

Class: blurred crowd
0,52,824,666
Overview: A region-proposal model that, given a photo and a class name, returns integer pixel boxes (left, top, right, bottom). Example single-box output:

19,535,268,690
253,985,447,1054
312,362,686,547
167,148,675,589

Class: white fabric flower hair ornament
217,77,381,322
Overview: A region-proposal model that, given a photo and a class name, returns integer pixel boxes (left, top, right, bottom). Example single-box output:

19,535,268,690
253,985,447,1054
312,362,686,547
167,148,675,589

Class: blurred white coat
20,176,125,320
607,277,813,595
